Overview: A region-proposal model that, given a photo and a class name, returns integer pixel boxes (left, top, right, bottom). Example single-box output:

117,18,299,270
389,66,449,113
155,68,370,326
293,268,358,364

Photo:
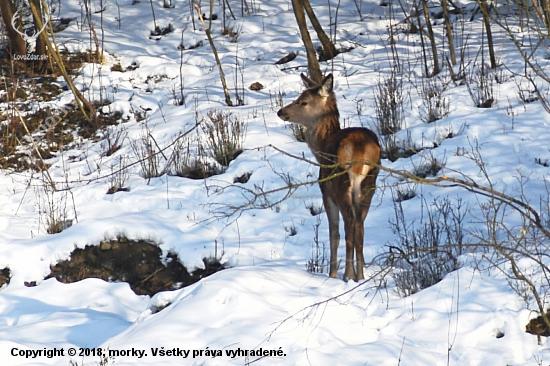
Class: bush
373,70,404,136
202,110,247,168
388,196,468,296
306,217,328,274
168,133,217,179
418,75,450,123
130,129,165,180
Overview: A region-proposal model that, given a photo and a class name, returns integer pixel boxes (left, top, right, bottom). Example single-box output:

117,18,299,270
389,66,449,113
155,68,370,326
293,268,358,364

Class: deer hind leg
353,219,365,281
323,195,340,278
343,209,369,281
353,177,378,281
347,169,375,281
342,211,357,281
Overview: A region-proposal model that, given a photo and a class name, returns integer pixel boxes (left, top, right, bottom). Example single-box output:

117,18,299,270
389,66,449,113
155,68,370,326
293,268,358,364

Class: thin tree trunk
538,0,550,30
479,0,497,69
421,0,440,75
193,0,233,106
291,0,322,83
0,0,27,59
414,0,430,77
302,0,338,62
30,0,47,71
441,0,456,66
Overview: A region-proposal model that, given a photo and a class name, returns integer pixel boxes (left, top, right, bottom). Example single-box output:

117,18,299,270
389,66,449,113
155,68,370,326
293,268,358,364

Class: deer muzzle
277,108,289,121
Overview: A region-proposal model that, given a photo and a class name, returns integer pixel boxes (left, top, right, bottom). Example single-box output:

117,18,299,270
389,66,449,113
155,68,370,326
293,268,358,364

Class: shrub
130,128,166,180
388,196,468,296
201,110,247,168
373,71,404,136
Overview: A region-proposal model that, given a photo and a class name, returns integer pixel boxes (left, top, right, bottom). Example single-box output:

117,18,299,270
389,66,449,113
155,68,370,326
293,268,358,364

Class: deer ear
319,74,333,97
301,73,319,89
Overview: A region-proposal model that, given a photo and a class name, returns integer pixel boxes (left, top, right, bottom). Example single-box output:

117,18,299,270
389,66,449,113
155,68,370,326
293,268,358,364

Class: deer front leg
323,196,340,278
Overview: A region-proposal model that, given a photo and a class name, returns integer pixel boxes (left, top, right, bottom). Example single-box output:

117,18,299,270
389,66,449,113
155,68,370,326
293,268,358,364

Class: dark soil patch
526,311,550,337
0,268,11,288
233,172,251,183
45,237,224,296
0,100,124,171
0,50,124,171
0,50,88,97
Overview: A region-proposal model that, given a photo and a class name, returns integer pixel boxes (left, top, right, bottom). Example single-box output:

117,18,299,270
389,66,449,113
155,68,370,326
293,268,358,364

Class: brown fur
277,74,381,281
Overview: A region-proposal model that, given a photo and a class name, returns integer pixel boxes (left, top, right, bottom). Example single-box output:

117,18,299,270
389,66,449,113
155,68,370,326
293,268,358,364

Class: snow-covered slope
1,0,550,364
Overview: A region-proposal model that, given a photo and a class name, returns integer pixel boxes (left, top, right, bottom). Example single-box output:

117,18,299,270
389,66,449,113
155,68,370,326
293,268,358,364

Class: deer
277,73,381,281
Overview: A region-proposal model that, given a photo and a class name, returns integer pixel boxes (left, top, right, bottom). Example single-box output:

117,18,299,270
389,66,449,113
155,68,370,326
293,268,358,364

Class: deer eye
300,101,308,106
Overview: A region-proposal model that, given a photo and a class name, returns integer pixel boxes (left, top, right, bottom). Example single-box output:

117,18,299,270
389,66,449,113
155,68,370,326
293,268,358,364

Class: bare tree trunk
414,0,430,77
441,0,456,66
538,0,550,31
479,0,497,69
30,0,47,71
0,0,27,60
291,0,322,83
302,0,338,62
421,0,440,76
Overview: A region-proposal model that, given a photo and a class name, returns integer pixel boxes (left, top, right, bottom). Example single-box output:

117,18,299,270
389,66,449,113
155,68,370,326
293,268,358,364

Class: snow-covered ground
1,0,550,364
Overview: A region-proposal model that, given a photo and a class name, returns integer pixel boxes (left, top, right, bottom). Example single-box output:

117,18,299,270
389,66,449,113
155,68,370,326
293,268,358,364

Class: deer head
277,73,336,129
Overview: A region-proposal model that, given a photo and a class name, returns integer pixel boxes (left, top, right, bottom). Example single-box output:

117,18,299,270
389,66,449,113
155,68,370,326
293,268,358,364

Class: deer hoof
343,271,355,282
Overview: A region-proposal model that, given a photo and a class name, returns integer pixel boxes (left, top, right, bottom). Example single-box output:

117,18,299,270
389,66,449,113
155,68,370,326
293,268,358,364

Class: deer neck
304,111,341,165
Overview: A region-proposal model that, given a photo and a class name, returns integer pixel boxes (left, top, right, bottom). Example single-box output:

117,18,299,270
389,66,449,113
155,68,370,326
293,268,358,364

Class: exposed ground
45,237,224,296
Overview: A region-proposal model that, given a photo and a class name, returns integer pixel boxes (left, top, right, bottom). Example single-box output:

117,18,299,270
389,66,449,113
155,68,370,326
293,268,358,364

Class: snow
1,0,550,364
